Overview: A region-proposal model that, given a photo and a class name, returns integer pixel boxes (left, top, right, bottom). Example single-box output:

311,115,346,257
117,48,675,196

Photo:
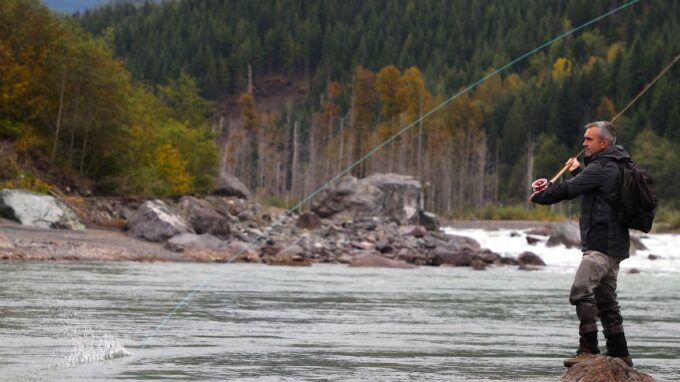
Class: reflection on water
0,262,678,381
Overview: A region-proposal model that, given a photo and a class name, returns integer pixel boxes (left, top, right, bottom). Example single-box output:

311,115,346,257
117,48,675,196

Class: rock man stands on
530,121,632,368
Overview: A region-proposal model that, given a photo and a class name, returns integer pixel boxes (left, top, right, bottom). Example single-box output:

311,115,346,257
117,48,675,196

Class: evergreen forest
2,0,680,220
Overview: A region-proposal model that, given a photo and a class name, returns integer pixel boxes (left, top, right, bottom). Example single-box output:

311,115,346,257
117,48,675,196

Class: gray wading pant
569,251,625,336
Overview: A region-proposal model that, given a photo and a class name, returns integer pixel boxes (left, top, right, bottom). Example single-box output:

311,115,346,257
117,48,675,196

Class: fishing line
139,0,641,350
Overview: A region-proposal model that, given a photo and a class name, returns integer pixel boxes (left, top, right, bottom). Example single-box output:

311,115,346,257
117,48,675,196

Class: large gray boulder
215,171,252,199
547,221,581,248
127,200,193,242
176,196,231,238
312,173,423,224
0,189,84,230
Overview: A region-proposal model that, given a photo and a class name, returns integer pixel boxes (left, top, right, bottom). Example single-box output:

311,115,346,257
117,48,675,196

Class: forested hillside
1,0,217,196
4,0,680,219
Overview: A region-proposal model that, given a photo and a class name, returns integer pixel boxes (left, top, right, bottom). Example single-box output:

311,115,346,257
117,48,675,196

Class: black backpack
616,160,657,233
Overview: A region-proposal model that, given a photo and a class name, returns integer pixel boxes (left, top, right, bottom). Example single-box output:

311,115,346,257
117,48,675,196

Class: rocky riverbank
0,173,636,269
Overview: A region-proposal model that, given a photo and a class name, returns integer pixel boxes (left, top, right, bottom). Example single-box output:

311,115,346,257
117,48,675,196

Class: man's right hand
565,157,581,172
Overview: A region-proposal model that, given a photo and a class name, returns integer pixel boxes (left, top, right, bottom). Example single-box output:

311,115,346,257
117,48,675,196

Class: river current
1,228,679,381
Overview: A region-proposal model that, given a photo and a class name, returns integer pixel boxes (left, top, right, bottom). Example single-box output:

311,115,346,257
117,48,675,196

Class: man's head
583,121,616,157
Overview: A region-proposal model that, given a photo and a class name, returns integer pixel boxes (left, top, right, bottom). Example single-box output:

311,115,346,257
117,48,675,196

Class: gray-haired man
531,121,632,367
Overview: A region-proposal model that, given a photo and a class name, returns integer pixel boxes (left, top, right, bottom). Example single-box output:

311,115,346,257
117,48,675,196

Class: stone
432,249,474,267
560,355,656,382
517,251,546,266
470,258,487,270
176,196,230,238
0,189,84,230
526,235,540,245
628,268,641,274
419,211,440,231
127,200,193,242
547,221,581,248
630,234,647,253
164,233,226,252
214,171,252,199
350,252,416,269
311,173,423,225
476,249,501,264
374,240,393,253
446,234,482,252
408,225,428,238
296,211,322,230
226,240,260,263
648,254,661,260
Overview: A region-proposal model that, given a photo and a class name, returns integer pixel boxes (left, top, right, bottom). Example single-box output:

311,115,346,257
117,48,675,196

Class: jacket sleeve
532,162,603,205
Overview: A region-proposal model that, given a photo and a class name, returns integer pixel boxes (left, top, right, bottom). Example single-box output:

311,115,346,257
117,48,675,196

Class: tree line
77,0,680,214
1,0,218,196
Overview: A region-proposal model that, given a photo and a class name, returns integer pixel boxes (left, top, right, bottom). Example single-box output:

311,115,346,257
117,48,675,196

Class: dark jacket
533,145,630,258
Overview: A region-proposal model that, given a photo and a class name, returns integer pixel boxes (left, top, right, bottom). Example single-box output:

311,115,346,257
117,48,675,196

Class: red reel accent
531,178,549,192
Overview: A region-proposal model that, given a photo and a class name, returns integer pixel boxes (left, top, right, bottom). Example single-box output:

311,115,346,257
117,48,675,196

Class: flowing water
1,228,679,381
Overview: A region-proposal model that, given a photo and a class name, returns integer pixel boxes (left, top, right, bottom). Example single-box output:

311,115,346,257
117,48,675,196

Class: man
530,121,632,367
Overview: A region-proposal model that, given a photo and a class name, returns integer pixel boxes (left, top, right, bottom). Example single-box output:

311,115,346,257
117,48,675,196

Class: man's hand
565,157,581,172
529,190,541,202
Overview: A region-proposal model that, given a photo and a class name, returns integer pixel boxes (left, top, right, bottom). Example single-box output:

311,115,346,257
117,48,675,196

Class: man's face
582,127,609,157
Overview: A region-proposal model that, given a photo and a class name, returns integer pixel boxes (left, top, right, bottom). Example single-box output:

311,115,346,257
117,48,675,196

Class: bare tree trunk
68,85,80,167
291,121,299,199
52,60,68,163
525,136,534,208
417,90,424,178
338,116,345,174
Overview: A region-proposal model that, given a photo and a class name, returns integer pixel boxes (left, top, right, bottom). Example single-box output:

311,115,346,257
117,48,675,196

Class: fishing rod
532,52,680,192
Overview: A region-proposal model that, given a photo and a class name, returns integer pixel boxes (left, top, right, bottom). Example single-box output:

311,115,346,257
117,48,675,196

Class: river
1,227,679,381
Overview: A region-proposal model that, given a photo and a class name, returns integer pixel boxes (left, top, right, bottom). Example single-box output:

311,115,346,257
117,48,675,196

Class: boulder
432,249,474,267
214,171,252,199
268,244,311,266
470,258,487,270
630,234,647,254
446,234,482,252
517,251,546,266
419,211,440,231
561,355,656,382
165,233,226,252
127,200,193,242
547,221,581,248
177,196,230,238
311,173,423,225
526,235,540,245
374,240,393,253
296,211,322,230
476,249,501,264
226,240,261,263
350,252,416,269
0,189,84,230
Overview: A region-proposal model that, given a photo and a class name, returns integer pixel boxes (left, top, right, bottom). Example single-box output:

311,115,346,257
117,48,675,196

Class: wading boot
605,332,633,367
564,332,600,368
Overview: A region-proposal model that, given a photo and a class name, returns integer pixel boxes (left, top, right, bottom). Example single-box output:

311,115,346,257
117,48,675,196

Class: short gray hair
585,121,616,145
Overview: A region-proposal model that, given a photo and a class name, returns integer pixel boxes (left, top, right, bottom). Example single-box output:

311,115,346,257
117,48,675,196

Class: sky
42,0,110,13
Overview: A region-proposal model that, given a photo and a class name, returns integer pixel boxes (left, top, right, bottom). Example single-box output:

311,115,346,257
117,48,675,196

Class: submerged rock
561,355,656,382
350,252,416,269
517,251,546,266
0,189,84,230
547,221,581,248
